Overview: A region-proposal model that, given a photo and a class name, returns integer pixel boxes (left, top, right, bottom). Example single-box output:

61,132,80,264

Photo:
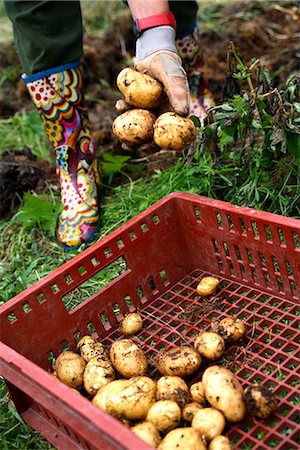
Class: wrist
133,11,176,38
135,26,177,61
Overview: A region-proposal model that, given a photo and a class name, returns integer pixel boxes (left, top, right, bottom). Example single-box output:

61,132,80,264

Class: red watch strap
136,11,176,33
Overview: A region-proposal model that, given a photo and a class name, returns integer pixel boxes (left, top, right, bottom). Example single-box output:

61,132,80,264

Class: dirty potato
117,68,163,109
77,336,109,362
156,346,201,378
120,312,143,335
211,317,247,343
110,338,147,378
112,109,156,146
194,332,225,362
158,428,206,450
92,376,156,421
131,421,162,448
182,402,204,422
146,400,181,433
153,112,196,151
244,384,278,419
157,376,190,407
190,381,206,406
196,276,220,296
208,435,233,450
83,356,115,396
202,366,246,423
55,351,86,389
192,407,226,442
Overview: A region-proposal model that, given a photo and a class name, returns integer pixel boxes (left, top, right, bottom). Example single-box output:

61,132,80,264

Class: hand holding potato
135,50,189,117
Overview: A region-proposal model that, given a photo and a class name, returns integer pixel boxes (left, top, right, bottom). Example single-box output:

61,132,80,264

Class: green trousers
5,0,198,76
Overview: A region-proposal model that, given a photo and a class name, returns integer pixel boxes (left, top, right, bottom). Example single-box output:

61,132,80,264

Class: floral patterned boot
24,62,101,251
176,26,215,122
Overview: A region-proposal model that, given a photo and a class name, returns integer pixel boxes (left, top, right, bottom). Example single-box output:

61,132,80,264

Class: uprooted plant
187,42,300,216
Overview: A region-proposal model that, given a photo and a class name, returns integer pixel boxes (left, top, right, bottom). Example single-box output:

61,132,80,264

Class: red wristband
133,11,176,38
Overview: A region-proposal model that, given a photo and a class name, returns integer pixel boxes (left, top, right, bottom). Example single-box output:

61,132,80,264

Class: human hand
135,50,189,117
134,25,190,117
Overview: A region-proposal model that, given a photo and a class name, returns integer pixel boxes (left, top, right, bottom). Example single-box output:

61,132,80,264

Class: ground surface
0,1,299,216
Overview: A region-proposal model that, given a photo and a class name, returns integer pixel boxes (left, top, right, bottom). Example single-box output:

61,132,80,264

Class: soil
0,2,299,216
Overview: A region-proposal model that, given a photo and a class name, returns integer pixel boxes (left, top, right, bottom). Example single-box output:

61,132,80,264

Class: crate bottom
101,268,299,450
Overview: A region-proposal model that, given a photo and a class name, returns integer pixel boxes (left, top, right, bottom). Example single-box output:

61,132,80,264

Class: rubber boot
24,62,101,251
176,26,215,122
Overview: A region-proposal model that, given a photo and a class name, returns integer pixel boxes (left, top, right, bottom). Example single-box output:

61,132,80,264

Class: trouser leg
169,0,199,38
4,0,83,75
5,1,101,250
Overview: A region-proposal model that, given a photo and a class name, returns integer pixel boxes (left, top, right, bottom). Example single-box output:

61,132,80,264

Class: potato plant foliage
188,43,300,218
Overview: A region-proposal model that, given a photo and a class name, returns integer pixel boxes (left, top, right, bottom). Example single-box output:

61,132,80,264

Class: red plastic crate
0,192,299,450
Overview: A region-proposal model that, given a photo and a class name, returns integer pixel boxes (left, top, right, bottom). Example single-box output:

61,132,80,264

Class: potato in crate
0,192,299,450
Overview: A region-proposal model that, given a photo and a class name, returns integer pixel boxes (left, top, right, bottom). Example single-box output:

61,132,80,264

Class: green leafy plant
100,153,132,184
0,110,51,161
10,192,63,235
188,42,300,217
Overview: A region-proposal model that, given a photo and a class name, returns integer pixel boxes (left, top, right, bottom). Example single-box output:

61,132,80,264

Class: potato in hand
117,67,163,110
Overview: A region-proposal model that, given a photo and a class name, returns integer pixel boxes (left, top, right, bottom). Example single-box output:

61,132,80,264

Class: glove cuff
136,26,177,61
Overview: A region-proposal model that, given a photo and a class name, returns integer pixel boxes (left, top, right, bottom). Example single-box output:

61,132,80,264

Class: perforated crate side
0,192,299,450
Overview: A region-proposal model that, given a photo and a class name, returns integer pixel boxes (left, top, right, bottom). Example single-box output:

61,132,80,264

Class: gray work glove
135,26,190,117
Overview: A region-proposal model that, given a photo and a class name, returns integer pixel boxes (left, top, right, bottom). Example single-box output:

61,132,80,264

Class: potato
55,351,86,389
194,332,225,362
158,428,206,450
146,400,181,433
211,318,247,343
156,346,201,378
244,384,278,419
120,312,143,335
83,356,115,396
112,109,156,146
131,421,162,448
196,276,219,296
157,376,190,407
202,366,246,423
77,336,109,362
153,113,196,151
182,402,204,422
190,382,206,406
92,376,156,421
208,436,233,450
117,68,163,109
110,338,147,378
192,407,225,442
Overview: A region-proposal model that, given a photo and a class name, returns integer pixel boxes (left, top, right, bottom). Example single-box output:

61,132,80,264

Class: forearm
127,0,169,19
